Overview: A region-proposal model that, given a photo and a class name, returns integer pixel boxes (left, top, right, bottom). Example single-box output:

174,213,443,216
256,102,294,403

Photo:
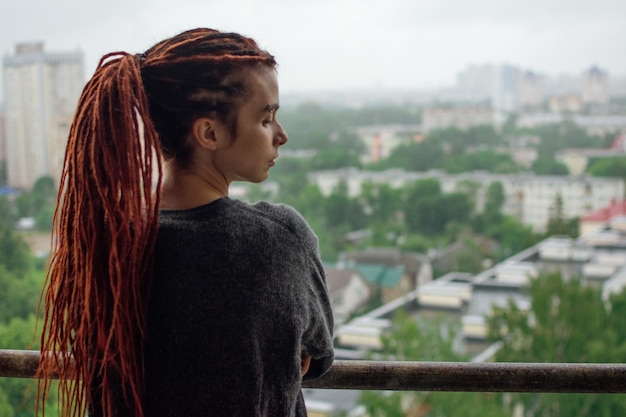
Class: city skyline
1,0,625,99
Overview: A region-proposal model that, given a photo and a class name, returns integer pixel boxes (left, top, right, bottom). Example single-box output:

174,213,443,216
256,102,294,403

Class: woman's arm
301,354,312,376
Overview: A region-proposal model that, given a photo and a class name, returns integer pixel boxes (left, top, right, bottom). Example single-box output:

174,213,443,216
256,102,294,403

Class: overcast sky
1,0,625,96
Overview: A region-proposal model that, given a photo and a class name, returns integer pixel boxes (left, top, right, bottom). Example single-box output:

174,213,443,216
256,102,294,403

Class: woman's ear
192,117,220,150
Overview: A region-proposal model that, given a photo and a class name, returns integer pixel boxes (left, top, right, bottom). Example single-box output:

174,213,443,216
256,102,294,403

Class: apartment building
421,106,495,133
582,66,609,104
0,110,5,172
308,168,624,232
455,63,523,113
351,124,422,163
518,70,543,108
3,42,84,189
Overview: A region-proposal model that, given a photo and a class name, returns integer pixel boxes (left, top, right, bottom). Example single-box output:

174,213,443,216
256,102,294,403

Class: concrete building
324,267,370,325
317,199,626,415
455,63,524,113
556,147,625,175
582,66,609,104
548,94,583,113
516,113,626,136
518,71,543,108
579,200,626,237
351,124,421,163
421,106,495,133
0,109,5,173
3,42,84,189
308,168,625,232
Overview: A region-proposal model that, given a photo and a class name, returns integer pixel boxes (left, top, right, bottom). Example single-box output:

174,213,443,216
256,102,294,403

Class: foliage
359,310,509,417
384,139,444,171
441,149,521,174
532,154,569,175
0,200,32,277
531,121,605,156
0,315,58,417
587,156,626,186
0,266,42,323
0,190,50,415
13,176,58,232
488,272,626,416
545,194,578,237
379,126,522,174
323,181,367,231
278,104,420,151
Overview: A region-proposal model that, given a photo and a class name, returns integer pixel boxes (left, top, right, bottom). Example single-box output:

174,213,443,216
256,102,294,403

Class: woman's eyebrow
263,103,280,113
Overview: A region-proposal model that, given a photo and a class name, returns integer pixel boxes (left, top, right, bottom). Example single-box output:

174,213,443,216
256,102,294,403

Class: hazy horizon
2,0,625,98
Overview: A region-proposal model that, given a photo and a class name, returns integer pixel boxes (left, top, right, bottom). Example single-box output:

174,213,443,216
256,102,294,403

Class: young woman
37,28,334,417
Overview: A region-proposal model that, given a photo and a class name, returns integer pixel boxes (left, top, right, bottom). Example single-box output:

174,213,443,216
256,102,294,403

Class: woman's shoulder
236,200,317,245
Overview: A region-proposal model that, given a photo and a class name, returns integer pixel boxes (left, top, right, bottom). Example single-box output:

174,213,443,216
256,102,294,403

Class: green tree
0,211,31,277
13,176,57,233
532,154,569,175
0,161,7,186
360,310,508,417
359,182,402,224
385,140,444,172
0,315,58,417
268,157,310,198
442,150,520,174
310,148,361,171
477,182,505,234
0,390,12,417
545,194,578,237
489,273,626,416
441,192,472,227
587,156,626,185
471,181,542,261
490,216,541,261
0,265,42,323
323,181,366,231
404,179,444,234
465,125,502,147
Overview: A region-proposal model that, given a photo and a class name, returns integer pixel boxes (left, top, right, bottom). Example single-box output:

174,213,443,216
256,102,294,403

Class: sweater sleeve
279,204,335,380
301,248,335,380
250,202,335,379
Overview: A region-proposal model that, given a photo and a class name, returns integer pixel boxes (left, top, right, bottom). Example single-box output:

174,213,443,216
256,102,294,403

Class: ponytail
37,27,277,417
38,52,162,417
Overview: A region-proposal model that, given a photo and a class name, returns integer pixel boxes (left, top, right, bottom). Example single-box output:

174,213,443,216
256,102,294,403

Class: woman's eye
262,120,270,126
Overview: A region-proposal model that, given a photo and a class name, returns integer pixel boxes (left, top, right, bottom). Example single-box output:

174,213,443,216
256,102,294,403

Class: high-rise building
518,71,543,108
0,107,6,177
581,66,609,104
455,63,524,113
3,42,84,189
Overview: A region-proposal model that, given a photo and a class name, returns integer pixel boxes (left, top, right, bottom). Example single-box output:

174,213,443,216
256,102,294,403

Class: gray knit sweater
143,198,334,417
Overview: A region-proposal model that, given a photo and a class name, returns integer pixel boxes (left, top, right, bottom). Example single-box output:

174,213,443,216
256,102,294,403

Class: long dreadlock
37,28,276,417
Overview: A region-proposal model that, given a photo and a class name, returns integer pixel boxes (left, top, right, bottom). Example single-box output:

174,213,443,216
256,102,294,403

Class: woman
37,28,334,417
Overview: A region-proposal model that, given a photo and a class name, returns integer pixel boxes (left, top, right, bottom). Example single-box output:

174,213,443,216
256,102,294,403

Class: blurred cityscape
2,40,626,416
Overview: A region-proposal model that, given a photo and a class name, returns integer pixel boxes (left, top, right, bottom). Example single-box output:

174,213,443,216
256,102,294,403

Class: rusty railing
1,349,626,393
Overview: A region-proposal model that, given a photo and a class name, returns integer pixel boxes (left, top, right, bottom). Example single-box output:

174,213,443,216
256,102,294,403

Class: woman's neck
159,161,229,210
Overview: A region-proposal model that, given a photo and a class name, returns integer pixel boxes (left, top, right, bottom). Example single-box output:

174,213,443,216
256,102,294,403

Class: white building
351,124,421,164
3,42,84,189
582,66,609,104
421,106,495,133
325,267,370,325
308,168,625,232
518,71,543,108
455,63,524,113
0,110,5,169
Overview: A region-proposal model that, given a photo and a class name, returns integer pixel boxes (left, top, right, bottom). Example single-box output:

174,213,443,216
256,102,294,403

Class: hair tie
135,53,147,64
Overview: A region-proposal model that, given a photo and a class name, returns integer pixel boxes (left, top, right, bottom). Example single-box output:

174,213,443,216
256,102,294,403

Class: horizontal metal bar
304,360,626,393
2,350,626,393
0,349,40,379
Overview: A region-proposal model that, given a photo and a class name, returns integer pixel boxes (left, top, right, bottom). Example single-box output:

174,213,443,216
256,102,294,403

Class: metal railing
2,349,626,393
